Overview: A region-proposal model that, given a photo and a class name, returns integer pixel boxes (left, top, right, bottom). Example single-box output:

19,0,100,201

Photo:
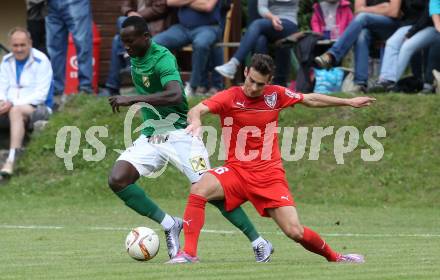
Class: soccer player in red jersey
167,54,376,264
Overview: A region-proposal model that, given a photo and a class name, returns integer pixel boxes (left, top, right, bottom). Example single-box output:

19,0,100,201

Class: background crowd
0,0,439,179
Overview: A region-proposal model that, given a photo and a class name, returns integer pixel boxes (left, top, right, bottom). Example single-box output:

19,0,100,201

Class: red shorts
209,164,295,217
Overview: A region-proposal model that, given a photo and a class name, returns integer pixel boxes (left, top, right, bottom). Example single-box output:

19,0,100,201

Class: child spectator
311,0,353,40
315,0,402,93
295,0,353,92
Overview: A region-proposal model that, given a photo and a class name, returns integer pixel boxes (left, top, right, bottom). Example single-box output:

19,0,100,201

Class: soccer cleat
253,239,274,263
164,217,183,259
215,62,237,79
165,251,199,264
314,53,334,69
336,253,365,263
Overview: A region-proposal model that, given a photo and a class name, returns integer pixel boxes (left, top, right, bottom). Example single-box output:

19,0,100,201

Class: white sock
7,149,16,162
230,57,240,67
160,214,175,231
251,236,265,247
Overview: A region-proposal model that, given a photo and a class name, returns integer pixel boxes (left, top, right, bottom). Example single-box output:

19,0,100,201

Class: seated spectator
311,0,353,40
153,0,223,95
315,0,402,93
424,1,440,93
0,27,52,178
432,0,440,33
101,0,176,96
193,0,233,96
370,0,439,93
295,0,353,92
194,46,224,96
215,0,299,86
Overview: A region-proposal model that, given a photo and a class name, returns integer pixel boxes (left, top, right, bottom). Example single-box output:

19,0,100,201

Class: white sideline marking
0,225,63,230
1,224,440,238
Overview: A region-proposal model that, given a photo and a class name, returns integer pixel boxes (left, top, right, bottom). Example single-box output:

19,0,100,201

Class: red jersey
203,85,303,171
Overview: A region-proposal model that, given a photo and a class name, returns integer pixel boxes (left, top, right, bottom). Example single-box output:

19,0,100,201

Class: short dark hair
249,54,275,76
121,16,149,35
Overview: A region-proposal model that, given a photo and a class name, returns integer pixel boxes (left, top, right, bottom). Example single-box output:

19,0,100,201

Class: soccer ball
125,227,160,261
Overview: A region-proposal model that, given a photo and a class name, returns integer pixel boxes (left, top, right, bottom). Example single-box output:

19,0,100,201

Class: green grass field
1,94,439,279
1,199,439,279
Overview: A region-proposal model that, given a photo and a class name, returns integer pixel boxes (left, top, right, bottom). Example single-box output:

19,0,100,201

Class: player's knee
191,179,219,199
108,172,130,192
190,182,209,198
284,223,304,241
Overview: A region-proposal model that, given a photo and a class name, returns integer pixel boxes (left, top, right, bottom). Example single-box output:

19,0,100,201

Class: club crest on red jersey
264,92,277,109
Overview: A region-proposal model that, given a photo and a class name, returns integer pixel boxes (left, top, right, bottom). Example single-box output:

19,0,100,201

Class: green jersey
130,42,188,137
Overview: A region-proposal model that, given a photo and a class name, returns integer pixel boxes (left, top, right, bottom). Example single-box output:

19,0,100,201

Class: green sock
115,184,165,224
209,200,260,242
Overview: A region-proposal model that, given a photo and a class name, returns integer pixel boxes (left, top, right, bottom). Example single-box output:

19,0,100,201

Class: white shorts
117,129,210,183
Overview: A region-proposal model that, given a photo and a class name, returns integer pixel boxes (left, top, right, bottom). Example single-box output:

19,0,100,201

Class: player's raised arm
185,102,210,136
300,93,376,108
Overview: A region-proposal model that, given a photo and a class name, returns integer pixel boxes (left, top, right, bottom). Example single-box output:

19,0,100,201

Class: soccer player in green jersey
107,16,273,261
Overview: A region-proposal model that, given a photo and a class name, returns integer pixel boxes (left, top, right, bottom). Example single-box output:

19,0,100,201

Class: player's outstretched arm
185,102,210,136
300,93,376,108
